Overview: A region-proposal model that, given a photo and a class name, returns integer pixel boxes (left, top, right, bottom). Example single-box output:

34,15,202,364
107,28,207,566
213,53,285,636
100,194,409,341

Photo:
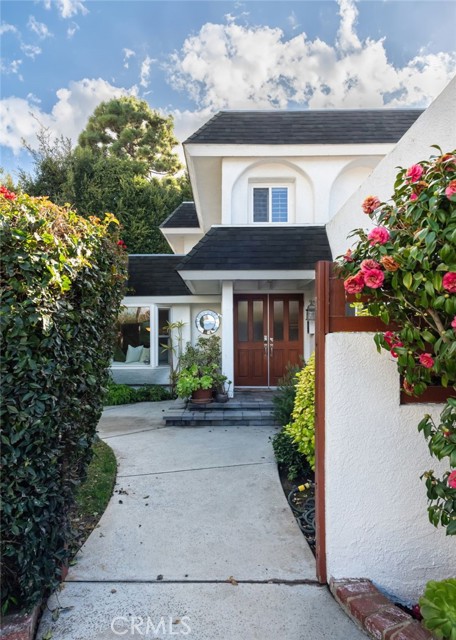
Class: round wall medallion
195,310,220,335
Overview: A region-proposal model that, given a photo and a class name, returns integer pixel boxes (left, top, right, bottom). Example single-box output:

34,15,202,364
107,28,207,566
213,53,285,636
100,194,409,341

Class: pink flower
384,331,395,347
368,227,390,246
443,272,456,293
363,268,385,289
452,316,456,331
419,353,434,369
343,248,354,262
448,470,456,490
362,196,381,215
360,259,380,272
344,272,365,294
391,342,403,358
410,193,418,202
445,180,456,198
0,185,16,200
406,164,424,183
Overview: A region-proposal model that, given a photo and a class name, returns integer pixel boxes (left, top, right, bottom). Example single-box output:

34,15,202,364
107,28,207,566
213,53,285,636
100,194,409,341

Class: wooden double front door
234,294,304,387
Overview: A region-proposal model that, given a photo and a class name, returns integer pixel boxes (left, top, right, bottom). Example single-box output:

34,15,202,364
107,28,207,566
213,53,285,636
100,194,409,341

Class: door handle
269,337,274,357
264,335,268,355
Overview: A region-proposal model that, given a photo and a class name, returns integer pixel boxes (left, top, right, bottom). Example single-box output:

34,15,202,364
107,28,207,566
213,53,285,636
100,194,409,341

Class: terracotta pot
191,388,213,404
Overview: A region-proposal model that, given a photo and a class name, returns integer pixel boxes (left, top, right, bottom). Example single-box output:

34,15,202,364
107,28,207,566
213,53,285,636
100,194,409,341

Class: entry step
164,408,279,427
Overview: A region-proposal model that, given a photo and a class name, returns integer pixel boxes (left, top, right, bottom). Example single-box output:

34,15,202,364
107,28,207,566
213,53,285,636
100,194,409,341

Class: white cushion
125,344,143,363
139,347,150,363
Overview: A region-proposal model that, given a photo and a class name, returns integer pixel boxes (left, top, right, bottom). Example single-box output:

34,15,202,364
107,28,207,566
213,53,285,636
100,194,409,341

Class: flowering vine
337,148,456,534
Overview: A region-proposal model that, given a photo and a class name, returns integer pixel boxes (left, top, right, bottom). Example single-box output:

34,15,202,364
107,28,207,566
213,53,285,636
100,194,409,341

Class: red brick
365,607,412,639
348,595,391,625
332,578,378,604
388,622,436,640
0,606,40,640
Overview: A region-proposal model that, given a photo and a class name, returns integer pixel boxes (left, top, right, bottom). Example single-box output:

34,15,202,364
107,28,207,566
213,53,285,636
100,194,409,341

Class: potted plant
177,336,226,404
176,363,217,403
214,376,231,403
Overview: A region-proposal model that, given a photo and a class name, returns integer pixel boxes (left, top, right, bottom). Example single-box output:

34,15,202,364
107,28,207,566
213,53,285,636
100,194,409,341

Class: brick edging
0,604,40,640
330,578,436,640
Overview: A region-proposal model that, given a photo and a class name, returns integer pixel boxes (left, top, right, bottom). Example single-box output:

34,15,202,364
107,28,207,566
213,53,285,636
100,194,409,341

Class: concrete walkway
37,401,366,639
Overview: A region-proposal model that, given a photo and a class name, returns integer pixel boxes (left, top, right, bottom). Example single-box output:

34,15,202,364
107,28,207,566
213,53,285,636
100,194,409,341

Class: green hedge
0,190,127,613
105,381,172,405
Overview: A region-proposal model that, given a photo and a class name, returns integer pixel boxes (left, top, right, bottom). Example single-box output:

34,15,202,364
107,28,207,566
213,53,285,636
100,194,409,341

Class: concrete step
188,400,275,411
164,408,279,427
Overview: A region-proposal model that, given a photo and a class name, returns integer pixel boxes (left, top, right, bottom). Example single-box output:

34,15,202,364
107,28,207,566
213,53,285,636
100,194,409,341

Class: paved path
38,401,366,639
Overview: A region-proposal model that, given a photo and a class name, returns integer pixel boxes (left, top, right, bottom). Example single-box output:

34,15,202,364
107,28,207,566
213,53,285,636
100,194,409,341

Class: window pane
271,188,288,222
273,301,284,340
158,309,170,365
253,188,269,222
289,301,299,341
253,300,264,342
237,301,248,342
114,306,150,365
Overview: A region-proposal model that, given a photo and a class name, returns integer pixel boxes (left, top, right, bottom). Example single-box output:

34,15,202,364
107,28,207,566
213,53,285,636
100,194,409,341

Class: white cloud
67,22,79,38
287,11,300,32
27,16,53,39
168,0,456,112
123,47,136,69
0,22,18,36
21,43,42,59
0,78,136,154
43,0,88,19
140,55,155,88
1,59,23,76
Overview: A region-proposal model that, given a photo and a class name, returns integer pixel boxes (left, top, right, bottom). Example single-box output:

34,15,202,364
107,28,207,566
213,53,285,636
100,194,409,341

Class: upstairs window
253,187,288,222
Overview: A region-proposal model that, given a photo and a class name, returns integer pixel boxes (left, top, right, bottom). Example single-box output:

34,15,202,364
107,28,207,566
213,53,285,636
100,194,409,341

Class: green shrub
0,189,127,613
420,579,456,640
273,362,301,426
105,381,172,405
272,429,311,481
285,353,316,470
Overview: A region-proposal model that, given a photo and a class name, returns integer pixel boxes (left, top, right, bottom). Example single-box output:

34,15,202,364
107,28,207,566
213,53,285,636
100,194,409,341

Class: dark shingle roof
160,202,200,229
177,227,332,271
127,255,191,296
185,110,423,145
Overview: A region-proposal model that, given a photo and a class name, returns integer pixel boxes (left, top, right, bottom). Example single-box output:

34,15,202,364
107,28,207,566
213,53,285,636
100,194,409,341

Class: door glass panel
253,300,264,342
237,301,248,342
289,300,299,341
273,300,284,340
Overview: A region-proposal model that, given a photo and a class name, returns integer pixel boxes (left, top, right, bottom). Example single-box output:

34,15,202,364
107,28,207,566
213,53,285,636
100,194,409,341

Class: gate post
315,261,331,583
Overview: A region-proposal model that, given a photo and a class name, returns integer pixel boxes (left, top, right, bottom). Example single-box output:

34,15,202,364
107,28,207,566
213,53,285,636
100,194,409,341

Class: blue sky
1,0,455,178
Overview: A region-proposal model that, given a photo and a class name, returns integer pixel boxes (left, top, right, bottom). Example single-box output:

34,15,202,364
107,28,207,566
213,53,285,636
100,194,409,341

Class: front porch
164,389,279,427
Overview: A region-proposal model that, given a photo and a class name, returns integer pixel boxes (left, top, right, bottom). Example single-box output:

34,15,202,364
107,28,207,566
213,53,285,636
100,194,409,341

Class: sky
1,0,455,179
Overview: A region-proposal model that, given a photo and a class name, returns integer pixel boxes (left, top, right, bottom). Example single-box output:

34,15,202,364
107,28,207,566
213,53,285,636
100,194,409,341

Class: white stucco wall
327,77,456,258
325,332,455,604
222,154,385,226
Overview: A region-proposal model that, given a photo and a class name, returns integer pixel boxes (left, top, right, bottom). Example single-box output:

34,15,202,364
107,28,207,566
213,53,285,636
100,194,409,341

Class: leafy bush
273,362,301,426
0,189,127,613
419,399,456,534
272,429,311,481
105,381,172,405
419,578,456,640
337,149,456,532
285,353,316,470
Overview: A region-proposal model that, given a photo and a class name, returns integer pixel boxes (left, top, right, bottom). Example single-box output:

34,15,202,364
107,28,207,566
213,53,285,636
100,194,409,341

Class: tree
77,97,182,175
17,100,192,253
18,127,75,206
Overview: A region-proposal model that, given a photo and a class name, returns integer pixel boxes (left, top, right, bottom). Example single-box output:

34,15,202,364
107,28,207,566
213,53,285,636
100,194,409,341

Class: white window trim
157,306,171,367
249,181,295,224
